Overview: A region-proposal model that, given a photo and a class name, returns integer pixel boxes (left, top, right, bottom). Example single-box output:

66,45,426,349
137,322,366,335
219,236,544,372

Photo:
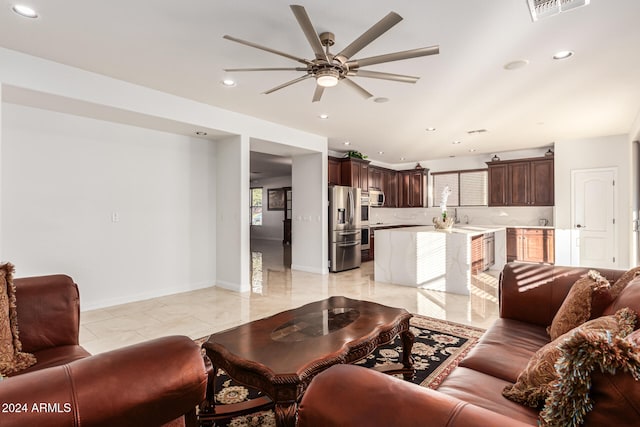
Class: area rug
195,314,484,427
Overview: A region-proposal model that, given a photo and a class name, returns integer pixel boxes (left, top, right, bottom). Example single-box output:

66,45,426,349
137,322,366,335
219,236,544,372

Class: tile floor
80,239,500,354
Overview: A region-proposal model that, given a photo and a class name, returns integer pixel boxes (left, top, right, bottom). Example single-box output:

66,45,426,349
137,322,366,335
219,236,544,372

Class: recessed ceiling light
12,4,38,18
378,151,384,155
553,50,574,60
400,157,406,161
373,97,389,103
452,140,461,145
221,79,236,87
503,60,529,70
468,148,477,152
343,141,351,145
195,131,208,136
318,114,329,119
426,127,436,132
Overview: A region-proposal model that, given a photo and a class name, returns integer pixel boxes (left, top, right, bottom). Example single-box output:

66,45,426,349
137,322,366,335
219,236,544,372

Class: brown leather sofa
0,274,208,427
297,263,640,427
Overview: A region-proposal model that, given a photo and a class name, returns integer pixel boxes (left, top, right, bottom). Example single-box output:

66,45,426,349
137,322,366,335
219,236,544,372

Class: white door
571,168,617,268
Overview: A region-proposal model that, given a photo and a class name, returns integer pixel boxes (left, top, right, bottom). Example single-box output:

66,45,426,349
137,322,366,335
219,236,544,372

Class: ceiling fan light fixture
316,69,339,88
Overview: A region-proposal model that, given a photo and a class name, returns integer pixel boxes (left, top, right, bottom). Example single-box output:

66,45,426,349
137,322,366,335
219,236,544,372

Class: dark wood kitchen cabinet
341,158,370,192
328,157,342,185
507,228,555,264
487,157,554,206
383,169,398,207
368,166,384,191
398,167,428,208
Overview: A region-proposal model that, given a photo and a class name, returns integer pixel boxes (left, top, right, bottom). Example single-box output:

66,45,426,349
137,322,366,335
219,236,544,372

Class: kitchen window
432,169,488,207
250,187,263,226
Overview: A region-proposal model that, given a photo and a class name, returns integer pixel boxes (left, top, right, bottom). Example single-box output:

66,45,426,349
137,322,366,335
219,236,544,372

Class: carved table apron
198,296,414,427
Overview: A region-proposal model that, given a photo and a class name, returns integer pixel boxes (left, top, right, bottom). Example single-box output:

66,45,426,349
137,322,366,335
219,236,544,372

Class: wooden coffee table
198,296,414,427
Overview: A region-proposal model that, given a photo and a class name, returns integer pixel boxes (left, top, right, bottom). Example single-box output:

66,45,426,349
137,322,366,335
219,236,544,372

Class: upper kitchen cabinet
487,157,554,206
368,166,384,191
383,169,398,208
398,167,428,208
328,157,342,185
341,158,370,192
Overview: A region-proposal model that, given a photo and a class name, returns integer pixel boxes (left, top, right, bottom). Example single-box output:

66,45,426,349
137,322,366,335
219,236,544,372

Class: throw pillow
547,270,613,340
0,262,37,375
502,307,636,408
609,266,640,300
539,329,640,427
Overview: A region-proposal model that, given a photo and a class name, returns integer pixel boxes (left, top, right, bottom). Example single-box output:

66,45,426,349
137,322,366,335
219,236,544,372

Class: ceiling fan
223,4,440,102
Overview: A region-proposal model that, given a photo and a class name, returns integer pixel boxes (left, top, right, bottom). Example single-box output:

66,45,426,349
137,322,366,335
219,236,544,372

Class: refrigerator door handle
338,231,359,235
338,242,359,247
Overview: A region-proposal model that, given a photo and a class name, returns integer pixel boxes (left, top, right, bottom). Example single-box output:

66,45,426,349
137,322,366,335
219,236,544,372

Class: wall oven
360,195,370,225
360,194,370,250
361,225,370,250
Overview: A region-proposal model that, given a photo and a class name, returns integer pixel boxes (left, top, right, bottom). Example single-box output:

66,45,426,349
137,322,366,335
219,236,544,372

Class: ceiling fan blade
223,35,311,65
263,74,312,95
312,85,324,103
348,69,419,83
347,45,440,68
341,78,374,99
225,67,308,72
335,12,403,62
290,5,329,62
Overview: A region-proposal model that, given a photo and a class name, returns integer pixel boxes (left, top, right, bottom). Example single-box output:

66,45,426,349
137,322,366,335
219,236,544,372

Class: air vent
526,0,590,22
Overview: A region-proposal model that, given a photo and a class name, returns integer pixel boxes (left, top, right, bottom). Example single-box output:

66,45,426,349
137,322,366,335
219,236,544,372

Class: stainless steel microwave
368,189,385,207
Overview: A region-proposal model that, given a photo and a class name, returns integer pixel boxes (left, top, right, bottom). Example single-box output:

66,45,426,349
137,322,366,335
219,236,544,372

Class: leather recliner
0,274,208,427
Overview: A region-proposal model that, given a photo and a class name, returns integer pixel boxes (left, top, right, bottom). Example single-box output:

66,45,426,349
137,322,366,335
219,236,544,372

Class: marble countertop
370,223,554,231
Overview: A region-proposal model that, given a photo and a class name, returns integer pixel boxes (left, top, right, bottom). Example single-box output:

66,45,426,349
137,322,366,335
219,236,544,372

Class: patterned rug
195,314,485,427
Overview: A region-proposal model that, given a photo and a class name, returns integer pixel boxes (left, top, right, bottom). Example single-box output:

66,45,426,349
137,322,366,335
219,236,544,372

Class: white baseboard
291,264,328,275
81,281,212,311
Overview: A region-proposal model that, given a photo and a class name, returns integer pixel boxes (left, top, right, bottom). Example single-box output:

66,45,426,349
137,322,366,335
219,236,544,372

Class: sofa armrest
297,364,531,427
0,335,208,427
14,275,80,352
499,263,624,327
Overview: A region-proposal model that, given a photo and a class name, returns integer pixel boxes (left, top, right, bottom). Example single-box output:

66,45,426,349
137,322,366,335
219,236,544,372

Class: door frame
570,167,618,267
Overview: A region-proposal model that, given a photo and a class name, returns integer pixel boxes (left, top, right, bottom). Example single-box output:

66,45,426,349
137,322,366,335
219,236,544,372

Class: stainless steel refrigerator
329,185,362,272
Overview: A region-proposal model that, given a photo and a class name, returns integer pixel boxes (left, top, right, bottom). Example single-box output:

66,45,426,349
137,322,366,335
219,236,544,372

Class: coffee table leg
198,364,218,426
401,329,415,380
274,401,297,427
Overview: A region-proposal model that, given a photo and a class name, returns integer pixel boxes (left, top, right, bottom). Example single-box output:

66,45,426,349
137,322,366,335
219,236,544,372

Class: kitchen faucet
454,208,460,224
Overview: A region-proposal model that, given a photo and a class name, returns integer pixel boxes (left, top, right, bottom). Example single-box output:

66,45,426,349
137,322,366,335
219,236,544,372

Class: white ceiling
1,0,640,165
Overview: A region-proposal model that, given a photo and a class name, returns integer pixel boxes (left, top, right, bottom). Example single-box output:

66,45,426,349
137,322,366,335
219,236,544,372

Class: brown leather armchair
0,274,208,427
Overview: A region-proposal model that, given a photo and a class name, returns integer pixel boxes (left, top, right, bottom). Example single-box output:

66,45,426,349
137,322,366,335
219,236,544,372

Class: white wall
292,152,327,273
0,47,329,305
1,103,217,309
250,175,292,242
215,135,250,292
554,134,632,267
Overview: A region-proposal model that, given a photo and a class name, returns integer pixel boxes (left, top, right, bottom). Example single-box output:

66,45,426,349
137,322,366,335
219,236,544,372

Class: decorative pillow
547,270,613,340
609,266,640,300
539,328,640,427
0,263,37,375
502,307,636,408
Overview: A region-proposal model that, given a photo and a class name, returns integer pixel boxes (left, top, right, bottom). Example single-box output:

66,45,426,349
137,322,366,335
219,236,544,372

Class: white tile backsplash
370,206,554,227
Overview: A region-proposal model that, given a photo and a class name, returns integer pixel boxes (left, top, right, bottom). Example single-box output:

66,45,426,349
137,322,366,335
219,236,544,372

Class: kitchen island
374,225,506,295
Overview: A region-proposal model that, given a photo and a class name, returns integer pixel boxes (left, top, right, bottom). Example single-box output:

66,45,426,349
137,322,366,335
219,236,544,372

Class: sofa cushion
609,266,640,300
539,328,640,427
0,263,37,376
603,275,640,317
459,318,549,383
502,308,636,408
437,366,539,425
547,270,612,340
